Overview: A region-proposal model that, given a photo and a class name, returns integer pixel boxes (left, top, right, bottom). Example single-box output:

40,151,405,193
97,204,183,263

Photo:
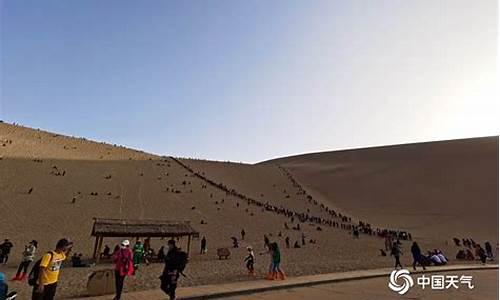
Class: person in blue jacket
0,272,9,300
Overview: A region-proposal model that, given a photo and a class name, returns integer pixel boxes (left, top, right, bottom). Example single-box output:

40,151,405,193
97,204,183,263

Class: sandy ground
0,122,497,299
221,270,499,300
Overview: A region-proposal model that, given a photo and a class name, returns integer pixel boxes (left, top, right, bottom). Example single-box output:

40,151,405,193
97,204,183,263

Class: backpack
28,251,54,286
176,250,188,274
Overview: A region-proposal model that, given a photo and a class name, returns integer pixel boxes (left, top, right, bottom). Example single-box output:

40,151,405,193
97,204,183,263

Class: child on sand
244,246,255,277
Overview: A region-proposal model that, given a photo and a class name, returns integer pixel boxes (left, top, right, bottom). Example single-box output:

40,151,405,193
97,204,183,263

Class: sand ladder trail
169,157,361,233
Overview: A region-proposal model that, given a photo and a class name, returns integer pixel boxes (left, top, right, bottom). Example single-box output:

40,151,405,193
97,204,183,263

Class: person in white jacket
12,240,37,281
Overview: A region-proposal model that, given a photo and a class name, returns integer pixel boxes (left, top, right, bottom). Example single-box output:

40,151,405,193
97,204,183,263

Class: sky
1,0,498,163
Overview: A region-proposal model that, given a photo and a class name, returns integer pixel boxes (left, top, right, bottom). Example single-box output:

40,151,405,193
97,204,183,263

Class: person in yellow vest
32,238,73,300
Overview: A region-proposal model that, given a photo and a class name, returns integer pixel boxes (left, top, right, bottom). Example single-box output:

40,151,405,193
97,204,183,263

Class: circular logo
388,269,414,295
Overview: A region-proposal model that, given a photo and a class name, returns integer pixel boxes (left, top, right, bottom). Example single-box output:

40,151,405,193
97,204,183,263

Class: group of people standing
390,241,443,270
1,239,41,283
388,239,497,270
0,239,39,283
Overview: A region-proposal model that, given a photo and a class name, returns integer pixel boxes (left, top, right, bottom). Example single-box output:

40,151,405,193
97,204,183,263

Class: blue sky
1,0,498,162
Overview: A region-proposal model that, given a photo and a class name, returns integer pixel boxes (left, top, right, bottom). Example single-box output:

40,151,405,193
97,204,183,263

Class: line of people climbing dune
170,157,411,241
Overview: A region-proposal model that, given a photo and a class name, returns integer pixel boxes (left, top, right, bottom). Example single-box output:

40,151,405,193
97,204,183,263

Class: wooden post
187,235,191,255
95,236,104,264
92,236,99,259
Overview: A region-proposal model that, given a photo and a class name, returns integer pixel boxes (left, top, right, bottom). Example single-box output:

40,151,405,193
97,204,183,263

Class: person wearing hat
32,238,73,300
12,240,37,281
112,240,134,300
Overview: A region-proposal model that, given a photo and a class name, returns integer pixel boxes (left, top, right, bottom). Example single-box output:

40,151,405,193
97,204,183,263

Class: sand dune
0,122,155,160
261,137,499,241
0,122,496,298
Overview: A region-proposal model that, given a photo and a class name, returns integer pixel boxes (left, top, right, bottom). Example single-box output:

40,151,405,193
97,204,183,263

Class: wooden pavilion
91,218,199,263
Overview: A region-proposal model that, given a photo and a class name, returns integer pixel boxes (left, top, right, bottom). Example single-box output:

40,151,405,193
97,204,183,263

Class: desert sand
261,137,499,241
0,122,497,299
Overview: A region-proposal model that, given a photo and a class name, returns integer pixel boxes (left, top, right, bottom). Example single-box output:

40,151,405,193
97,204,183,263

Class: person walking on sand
31,238,73,300
12,240,37,281
160,239,188,300
391,242,403,269
268,242,286,280
263,243,284,280
200,236,207,254
112,240,134,300
241,229,246,240
244,246,255,278
0,239,13,265
132,240,144,272
410,242,426,270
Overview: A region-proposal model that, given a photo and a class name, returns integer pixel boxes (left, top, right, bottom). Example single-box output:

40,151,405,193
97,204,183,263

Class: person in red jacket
113,240,134,300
